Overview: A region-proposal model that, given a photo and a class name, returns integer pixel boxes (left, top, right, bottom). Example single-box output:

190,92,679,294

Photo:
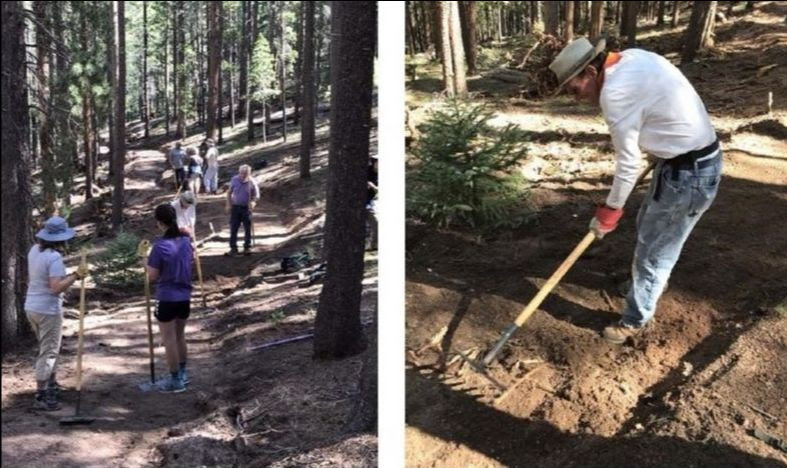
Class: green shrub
92,231,144,290
407,100,531,231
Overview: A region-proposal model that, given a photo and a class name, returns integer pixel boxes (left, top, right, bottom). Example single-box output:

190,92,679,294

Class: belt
654,139,720,201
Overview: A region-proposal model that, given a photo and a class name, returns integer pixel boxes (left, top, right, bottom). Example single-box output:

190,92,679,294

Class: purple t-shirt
147,235,193,302
229,175,259,207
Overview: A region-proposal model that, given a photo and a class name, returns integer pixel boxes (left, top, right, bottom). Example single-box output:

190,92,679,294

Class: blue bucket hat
36,216,76,242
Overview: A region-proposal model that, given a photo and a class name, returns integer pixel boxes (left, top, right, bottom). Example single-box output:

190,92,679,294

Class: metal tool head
456,350,507,391
59,415,95,426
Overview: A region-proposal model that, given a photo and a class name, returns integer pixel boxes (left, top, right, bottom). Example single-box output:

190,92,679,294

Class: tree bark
682,1,717,63
300,0,316,179
590,1,604,40
431,2,443,61
406,1,416,55
280,2,287,142
672,1,681,28
239,1,249,121
207,1,221,140
531,1,544,33
458,1,477,76
176,1,186,138
111,0,126,230
35,1,56,217
448,2,467,96
79,4,94,200
2,0,34,354
164,4,170,136
564,1,574,40
624,1,639,47
438,2,455,96
657,0,667,26
294,2,303,126
544,1,560,35
247,0,259,142
143,2,150,138
313,0,375,359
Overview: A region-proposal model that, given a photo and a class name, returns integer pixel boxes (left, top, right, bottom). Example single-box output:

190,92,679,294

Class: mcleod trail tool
465,162,656,371
60,251,95,426
138,240,156,387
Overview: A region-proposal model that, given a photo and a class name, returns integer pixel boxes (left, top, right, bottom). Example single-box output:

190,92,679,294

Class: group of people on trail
168,138,219,197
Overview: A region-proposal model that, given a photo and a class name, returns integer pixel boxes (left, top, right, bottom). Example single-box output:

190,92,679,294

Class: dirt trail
2,123,378,467
406,2,787,467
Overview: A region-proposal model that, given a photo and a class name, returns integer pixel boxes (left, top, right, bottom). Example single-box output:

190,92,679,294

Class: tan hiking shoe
603,321,642,344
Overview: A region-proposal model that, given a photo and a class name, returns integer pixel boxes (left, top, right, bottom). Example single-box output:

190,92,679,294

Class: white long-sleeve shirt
600,49,718,208
171,199,196,232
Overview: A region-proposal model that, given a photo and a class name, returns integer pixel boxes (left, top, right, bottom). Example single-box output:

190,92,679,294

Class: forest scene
2,1,378,467
405,1,786,467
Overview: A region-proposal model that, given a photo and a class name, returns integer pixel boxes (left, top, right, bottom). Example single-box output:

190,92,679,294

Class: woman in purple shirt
146,204,193,393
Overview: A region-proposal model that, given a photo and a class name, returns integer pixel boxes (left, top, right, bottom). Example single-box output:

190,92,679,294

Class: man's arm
600,86,645,209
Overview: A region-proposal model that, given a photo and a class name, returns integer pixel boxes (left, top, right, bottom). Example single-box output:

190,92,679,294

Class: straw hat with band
549,37,607,95
36,216,76,242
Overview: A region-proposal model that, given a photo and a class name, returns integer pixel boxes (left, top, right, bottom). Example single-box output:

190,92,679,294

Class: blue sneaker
158,375,186,393
179,367,190,386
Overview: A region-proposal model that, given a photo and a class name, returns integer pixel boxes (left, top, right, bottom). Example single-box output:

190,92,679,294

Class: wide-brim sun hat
548,37,606,96
36,216,76,242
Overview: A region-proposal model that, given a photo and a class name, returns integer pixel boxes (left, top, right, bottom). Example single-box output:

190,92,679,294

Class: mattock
458,162,656,389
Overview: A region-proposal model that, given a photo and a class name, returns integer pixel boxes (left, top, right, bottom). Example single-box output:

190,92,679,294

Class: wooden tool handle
75,252,87,392
194,252,206,307
144,271,155,383
514,231,596,326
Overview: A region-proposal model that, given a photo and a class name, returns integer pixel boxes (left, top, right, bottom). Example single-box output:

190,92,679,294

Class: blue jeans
229,205,252,251
203,166,218,193
622,152,722,327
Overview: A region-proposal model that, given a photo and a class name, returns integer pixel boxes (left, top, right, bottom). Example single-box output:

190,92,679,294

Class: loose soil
2,117,378,467
406,3,787,467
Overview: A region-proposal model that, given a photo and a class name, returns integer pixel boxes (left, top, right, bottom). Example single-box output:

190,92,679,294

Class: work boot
178,367,190,386
243,247,251,256
33,389,60,411
224,250,239,257
603,321,643,344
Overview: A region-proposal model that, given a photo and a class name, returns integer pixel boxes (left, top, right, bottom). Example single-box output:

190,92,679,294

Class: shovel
60,251,95,426
461,162,656,374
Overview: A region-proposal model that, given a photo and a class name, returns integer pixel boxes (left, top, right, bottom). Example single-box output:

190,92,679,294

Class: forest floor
406,2,786,467
1,113,378,467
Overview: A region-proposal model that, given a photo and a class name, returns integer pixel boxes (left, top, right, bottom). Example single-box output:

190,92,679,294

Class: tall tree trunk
624,1,639,46
657,0,667,26
448,1,467,96
313,0,375,359
247,0,259,141
111,0,126,230
53,0,74,208
176,1,186,138
574,0,582,32
544,1,560,35
531,1,544,32
406,1,416,55
280,1,287,142
438,2,455,96
294,2,303,125
672,1,681,27
143,2,150,138
682,1,717,63
239,1,249,121
35,1,56,217
590,1,604,39
229,43,236,128
458,1,477,76
80,6,95,200
431,2,443,61
564,1,575,40
206,1,221,140
2,0,34,354
300,0,316,179
218,13,225,144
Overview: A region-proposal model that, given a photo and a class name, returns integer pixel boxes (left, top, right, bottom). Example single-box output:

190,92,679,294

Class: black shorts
155,301,190,322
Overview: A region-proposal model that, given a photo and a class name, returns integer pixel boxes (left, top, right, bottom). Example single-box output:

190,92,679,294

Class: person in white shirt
203,138,220,194
171,191,197,241
549,38,722,344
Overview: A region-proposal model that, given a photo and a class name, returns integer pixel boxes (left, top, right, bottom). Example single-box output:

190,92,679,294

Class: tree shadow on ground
406,368,786,467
